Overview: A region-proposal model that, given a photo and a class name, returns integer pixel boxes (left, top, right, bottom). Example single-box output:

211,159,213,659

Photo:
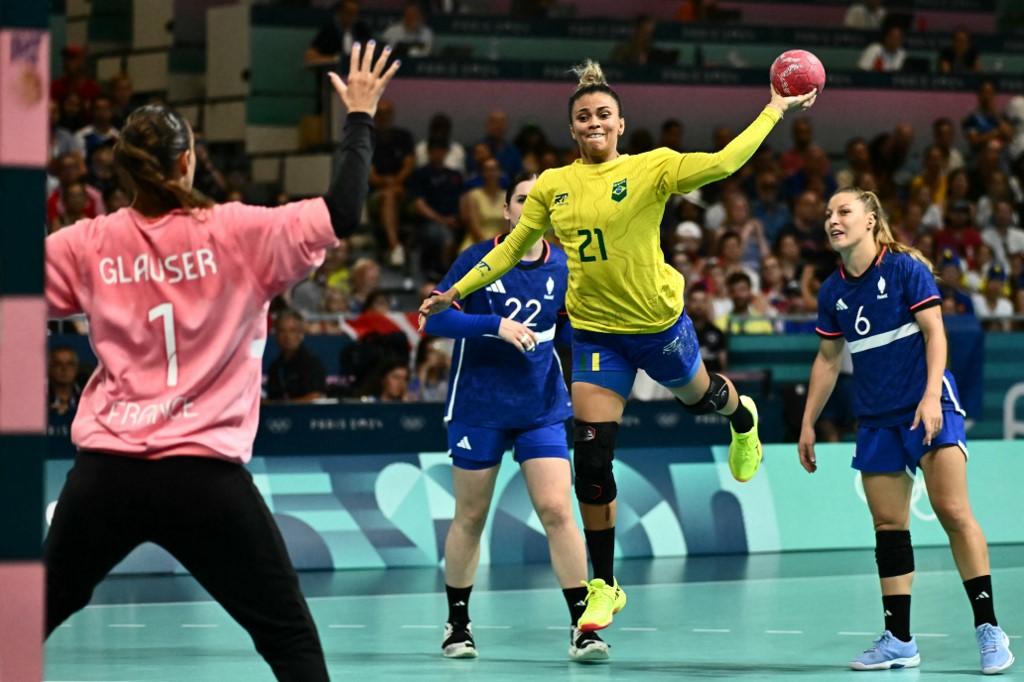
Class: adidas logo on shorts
457,436,472,450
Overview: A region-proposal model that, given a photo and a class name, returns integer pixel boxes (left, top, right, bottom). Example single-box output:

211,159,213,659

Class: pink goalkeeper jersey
45,199,338,463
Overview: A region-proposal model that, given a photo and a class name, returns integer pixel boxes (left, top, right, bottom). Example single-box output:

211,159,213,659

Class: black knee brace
875,530,915,578
678,372,730,415
573,421,619,505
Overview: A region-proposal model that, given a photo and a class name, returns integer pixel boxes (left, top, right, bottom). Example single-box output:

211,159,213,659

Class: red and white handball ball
770,50,826,97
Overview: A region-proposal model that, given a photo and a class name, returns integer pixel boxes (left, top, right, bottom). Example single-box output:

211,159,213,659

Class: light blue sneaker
977,623,1015,675
849,631,921,671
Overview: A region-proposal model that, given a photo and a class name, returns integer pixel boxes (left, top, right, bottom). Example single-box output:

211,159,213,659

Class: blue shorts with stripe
853,375,968,475
571,312,701,399
448,420,570,470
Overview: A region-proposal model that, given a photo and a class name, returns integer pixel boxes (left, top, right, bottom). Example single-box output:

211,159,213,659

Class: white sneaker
442,622,477,658
388,244,406,268
568,625,609,662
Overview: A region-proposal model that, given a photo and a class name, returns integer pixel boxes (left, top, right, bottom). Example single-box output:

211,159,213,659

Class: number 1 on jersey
148,302,179,387
578,228,608,262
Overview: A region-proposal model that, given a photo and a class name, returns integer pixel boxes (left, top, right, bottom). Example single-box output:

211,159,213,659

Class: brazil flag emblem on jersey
611,178,627,202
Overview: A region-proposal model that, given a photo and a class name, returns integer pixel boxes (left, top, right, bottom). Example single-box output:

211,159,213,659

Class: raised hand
768,87,817,116
327,41,401,117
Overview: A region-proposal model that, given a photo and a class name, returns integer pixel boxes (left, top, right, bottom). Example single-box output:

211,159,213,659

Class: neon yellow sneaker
577,578,627,632
728,395,763,482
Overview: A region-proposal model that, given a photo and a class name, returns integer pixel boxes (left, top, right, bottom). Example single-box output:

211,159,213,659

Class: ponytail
567,59,623,121
840,187,934,272
115,104,212,214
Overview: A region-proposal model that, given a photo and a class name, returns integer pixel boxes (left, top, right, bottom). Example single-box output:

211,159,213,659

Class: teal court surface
46,546,1024,681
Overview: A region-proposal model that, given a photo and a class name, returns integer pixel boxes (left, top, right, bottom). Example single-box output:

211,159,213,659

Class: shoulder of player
818,270,843,298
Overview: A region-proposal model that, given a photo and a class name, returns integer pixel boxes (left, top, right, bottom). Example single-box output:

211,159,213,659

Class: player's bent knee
875,530,914,578
678,372,730,415
572,421,619,505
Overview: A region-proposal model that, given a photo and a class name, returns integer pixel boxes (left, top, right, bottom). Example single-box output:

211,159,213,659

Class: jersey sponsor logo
456,435,472,450
611,178,628,202
877,275,888,299
836,298,849,311
544,276,555,300
554,192,569,206
485,279,507,294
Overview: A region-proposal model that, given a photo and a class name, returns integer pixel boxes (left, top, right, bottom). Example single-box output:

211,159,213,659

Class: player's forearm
423,308,502,339
450,224,543,298
920,320,947,399
677,107,782,192
801,353,841,428
324,112,375,238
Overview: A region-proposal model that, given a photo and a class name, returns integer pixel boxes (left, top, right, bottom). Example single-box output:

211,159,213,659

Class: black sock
563,586,588,625
446,584,472,626
882,594,912,642
728,400,754,433
584,528,616,584
964,575,997,628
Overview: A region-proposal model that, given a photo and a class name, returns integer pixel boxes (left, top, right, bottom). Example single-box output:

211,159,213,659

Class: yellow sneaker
577,578,627,632
728,395,763,482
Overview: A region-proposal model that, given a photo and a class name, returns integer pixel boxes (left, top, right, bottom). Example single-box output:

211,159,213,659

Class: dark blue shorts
572,312,701,399
853,409,968,476
447,421,570,470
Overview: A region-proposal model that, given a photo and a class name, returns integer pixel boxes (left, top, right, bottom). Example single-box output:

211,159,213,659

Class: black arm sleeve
324,112,375,239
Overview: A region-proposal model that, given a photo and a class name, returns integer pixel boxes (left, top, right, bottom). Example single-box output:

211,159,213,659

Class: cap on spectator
675,221,702,240
987,263,1008,282
938,248,961,269
62,44,86,58
680,189,706,208
949,199,972,215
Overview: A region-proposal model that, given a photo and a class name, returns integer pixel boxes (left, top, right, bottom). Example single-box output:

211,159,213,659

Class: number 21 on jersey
578,228,608,263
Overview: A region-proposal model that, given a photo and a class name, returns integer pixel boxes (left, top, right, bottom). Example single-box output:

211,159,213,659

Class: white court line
1011,635,1022,640
838,632,875,636
915,633,949,638
473,625,511,629
400,625,438,629
108,624,145,628
693,628,730,633
766,630,803,635
328,624,367,629
545,626,565,631
180,624,218,628
621,627,658,632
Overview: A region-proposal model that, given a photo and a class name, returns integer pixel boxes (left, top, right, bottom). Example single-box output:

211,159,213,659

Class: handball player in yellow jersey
421,60,816,633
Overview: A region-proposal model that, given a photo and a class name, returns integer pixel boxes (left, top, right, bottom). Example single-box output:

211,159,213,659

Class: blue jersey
816,248,959,427
431,237,572,429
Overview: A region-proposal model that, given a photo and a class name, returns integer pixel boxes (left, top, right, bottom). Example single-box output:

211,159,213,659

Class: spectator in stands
58,92,88,132
474,109,522,179
86,142,118,196
750,170,791,245
108,74,134,129
409,336,450,402
515,125,552,174
716,230,761,291
968,139,1007,201
936,199,983,266
49,100,82,160
369,100,415,267
909,145,948,206
932,117,966,174
460,156,505,248
716,271,774,335
306,286,351,335
610,15,655,66
907,184,943,233
673,220,705,266
783,145,837,202
47,153,104,226
780,117,814,177
409,137,464,279
966,242,997,293
686,284,727,372
963,81,1012,156
972,264,1013,331
349,257,381,313
102,185,130,213
775,231,804,283
373,361,411,402
1006,96,1024,163
976,171,1016,229
938,27,980,75
836,137,873,189
858,24,905,73
721,193,769,272
50,182,90,233
870,122,914,195
192,132,228,202
305,0,373,65
74,95,119,159
415,113,466,174
947,167,972,210
659,118,684,152
291,242,351,314
844,0,886,30
760,254,789,312
382,2,434,58
51,45,101,108
265,310,327,403
627,128,655,156
779,190,827,260
983,198,1024,268
48,346,83,417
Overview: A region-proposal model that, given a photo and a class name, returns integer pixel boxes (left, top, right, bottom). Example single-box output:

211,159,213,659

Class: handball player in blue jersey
423,172,604,663
799,188,1014,675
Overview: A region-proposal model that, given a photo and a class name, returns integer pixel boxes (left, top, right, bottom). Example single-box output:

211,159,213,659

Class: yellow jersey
452,106,782,334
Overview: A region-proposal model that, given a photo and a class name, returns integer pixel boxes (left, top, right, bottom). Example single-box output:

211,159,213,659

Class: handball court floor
46,545,1024,681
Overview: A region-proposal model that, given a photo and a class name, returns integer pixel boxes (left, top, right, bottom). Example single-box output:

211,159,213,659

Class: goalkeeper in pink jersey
43,44,398,680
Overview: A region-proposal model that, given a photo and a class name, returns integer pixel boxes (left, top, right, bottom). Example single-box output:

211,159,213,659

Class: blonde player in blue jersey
800,188,1014,675
420,60,816,632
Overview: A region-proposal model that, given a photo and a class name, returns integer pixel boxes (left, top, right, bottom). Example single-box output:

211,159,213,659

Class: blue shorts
572,312,701,399
447,421,570,470
853,409,968,475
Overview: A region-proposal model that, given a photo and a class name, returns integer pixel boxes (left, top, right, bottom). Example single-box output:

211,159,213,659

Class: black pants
45,451,329,682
